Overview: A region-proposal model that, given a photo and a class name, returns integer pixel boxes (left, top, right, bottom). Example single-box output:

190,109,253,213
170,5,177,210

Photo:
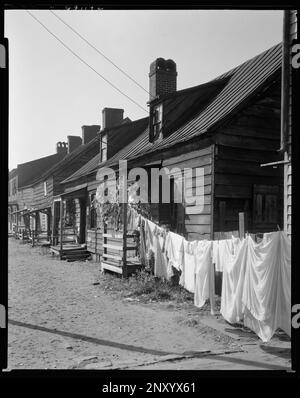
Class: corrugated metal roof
22,135,100,188
16,151,67,188
63,43,282,182
62,117,148,183
109,42,282,164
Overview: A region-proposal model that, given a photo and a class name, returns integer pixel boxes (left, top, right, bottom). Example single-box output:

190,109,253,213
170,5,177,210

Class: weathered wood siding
33,176,54,210
162,146,214,241
284,10,297,237
18,186,34,209
214,77,283,233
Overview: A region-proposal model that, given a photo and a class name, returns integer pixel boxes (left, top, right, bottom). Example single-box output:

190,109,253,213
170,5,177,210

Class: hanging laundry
220,237,248,324
194,240,213,308
153,225,169,279
179,240,197,293
127,207,140,231
212,237,242,272
242,231,291,342
165,231,184,272
213,239,232,272
144,219,156,255
139,218,147,267
144,219,169,279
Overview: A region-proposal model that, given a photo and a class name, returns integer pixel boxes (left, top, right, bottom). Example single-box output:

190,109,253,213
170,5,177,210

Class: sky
5,9,283,170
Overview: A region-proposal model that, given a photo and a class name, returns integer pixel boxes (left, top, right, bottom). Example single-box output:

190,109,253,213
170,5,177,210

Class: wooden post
239,212,248,239
122,202,128,277
95,211,98,261
51,202,56,246
209,262,216,316
46,209,50,241
16,210,19,238
32,214,35,247
60,199,63,259
102,222,107,273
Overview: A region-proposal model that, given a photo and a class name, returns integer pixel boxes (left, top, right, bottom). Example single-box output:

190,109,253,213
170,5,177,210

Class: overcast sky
5,9,283,170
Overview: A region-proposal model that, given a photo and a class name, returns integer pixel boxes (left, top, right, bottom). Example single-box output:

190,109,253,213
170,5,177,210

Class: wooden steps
101,259,142,278
50,244,91,262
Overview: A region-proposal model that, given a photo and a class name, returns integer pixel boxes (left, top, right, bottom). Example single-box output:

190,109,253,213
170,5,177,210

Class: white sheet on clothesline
194,240,213,308
242,231,291,342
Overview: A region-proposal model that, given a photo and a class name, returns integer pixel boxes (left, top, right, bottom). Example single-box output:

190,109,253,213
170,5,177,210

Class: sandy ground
6,238,291,371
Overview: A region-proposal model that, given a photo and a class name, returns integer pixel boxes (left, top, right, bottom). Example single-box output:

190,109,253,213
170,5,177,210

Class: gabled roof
16,152,67,188
62,117,148,183
9,168,18,180
20,135,101,188
62,42,282,184
105,42,282,165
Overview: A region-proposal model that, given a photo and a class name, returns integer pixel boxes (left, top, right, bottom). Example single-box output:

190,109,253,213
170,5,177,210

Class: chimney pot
56,141,68,154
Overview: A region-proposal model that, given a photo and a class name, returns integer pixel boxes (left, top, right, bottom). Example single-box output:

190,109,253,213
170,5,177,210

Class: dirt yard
6,238,291,370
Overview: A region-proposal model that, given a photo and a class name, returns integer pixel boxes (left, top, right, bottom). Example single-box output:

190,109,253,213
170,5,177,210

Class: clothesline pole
239,212,248,239
209,261,216,315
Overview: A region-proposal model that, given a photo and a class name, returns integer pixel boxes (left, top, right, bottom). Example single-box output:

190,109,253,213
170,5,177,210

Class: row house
8,149,67,235
57,43,284,270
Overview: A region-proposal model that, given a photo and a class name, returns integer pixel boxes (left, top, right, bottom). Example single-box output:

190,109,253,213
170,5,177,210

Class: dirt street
7,239,291,371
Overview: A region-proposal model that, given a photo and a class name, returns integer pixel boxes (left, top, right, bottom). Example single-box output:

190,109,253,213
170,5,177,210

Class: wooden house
29,127,100,246
59,112,148,261
8,150,67,237
283,10,297,238
59,43,284,272
8,168,18,234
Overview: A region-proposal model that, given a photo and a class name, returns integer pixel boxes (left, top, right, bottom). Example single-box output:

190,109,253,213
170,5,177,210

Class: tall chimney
81,125,100,145
67,135,82,153
56,141,68,154
102,108,124,129
149,58,177,101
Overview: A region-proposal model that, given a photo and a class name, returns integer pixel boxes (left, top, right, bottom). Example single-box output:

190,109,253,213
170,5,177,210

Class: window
149,103,163,142
253,185,279,225
100,134,107,162
11,178,17,196
90,193,97,229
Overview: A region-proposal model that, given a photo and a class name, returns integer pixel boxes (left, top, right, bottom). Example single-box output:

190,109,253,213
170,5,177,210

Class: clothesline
128,210,291,343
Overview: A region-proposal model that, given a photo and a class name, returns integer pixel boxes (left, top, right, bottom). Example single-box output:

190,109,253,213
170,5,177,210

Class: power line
26,10,148,113
49,10,152,99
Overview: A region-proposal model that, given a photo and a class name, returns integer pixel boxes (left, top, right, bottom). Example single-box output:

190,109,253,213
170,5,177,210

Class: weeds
100,269,194,304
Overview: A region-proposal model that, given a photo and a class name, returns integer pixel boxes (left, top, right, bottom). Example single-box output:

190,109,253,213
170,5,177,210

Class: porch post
122,202,128,277
51,202,55,245
16,208,19,237
32,213,36,247
47,209,51,241
60,198,63,259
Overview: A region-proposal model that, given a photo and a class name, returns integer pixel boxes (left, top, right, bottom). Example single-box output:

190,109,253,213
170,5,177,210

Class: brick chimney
67,135,82,153
56,141,68,154
81,125,100,145
149,58,177,101
102,108,124,129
